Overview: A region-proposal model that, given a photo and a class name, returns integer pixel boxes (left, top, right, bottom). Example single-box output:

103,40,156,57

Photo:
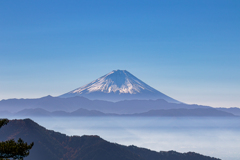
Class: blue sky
0,0,239,107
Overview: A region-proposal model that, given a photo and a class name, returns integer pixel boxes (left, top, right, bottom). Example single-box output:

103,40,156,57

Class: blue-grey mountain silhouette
0,119,221,160
1,70,236,116
59,70,180,103
8,107,235,118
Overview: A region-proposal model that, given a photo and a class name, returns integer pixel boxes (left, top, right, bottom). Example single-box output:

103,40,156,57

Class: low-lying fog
12,116,240,160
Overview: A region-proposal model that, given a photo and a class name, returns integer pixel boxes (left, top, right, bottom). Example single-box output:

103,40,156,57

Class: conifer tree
0,119,34,160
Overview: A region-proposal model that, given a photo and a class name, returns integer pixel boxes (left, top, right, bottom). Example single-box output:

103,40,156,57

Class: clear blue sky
0,0,239,108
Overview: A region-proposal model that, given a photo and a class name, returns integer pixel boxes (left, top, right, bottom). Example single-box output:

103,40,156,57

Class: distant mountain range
0,95,239,116
59,70,180,103
0,119,221,160
1,107,235,118
0,70,239,116
216,107,240,116
0,95,201,113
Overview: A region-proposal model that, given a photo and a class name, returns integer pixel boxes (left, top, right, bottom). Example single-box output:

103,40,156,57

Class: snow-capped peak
59,70,180,103
71,70,158,94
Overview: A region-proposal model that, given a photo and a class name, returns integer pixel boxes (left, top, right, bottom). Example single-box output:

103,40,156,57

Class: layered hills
0,69,238,116
1,107,235,117
0,119,221,160
0,95,237,116
0,95,204,113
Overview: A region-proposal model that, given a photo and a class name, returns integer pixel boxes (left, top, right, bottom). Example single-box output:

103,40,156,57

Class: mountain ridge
59,70,180,103
0,95,209,114
1,107,235,117
0,119,221,160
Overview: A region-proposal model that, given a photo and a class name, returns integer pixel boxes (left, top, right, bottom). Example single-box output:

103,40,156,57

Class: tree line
0,119,34,160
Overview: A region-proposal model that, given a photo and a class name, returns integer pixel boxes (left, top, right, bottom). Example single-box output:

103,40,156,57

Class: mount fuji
1,69,236,116
59,70,180,103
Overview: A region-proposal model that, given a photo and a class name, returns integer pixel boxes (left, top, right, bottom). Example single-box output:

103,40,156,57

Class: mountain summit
59,70,180,103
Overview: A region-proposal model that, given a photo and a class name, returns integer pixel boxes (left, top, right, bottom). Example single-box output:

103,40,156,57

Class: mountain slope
6,108,235,117
59,70,180,103
0,96,213,114
0,119,220,160
216,107,240,116
0,96,209,114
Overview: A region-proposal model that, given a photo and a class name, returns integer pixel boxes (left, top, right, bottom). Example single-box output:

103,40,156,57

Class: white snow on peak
69,70,159,95
59,69,181,103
